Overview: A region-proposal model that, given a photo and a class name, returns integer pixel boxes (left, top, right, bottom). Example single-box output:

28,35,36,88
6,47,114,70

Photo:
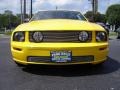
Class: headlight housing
13,31,25,42
78,31,91,42
30,31,43,42
96,31,107,42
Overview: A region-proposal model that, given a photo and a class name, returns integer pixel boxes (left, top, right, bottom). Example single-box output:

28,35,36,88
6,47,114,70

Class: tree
84,11,106,23
84,11,93,21
0,10,21,30
4,10,13,15
0,14,9,28
106,4,120,28
10,15,21,28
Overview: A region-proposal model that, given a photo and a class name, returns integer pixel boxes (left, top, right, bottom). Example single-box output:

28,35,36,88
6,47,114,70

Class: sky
0,0,120,14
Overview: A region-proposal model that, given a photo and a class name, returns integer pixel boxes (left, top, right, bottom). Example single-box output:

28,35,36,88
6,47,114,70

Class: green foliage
0,14,9,28
106,4,120,28
84,11,93,21
84,11,106,23
0,10,21,30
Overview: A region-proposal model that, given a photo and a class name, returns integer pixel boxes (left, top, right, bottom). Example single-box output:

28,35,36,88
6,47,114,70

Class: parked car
11,10,108,66
96,22,109,34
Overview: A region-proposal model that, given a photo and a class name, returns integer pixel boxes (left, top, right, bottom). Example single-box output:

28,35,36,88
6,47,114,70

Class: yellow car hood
15,19,105,31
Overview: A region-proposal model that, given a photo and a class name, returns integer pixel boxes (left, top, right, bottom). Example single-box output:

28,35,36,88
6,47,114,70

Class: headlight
79,31,90,42
13,31,25,42
96,32,107,42
32,32,43,42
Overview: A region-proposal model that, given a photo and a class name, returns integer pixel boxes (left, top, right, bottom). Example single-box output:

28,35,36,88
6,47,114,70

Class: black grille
29,31,92,42
27,56,94,63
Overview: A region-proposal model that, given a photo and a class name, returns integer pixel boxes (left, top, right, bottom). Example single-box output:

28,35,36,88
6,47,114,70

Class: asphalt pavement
0,37,120,90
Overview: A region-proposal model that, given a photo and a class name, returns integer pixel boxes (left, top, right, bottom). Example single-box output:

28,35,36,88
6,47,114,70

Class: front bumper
11,42,108,65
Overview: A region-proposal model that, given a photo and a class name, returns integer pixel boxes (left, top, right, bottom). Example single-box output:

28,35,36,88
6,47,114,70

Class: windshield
31,11,87,21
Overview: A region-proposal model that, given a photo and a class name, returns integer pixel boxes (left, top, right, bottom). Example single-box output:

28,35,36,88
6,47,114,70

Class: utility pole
92,0,95,21
23,0,26,22
93,0,98,14
20,0,23,23
89,0,98,22
92,0,98,21
30,0,33,19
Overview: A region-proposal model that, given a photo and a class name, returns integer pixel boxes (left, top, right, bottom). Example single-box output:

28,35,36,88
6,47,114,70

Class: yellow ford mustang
11,10,108,66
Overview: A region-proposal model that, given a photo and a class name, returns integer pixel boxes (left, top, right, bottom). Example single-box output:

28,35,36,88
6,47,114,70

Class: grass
5,31,12,35
109,31,118,36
